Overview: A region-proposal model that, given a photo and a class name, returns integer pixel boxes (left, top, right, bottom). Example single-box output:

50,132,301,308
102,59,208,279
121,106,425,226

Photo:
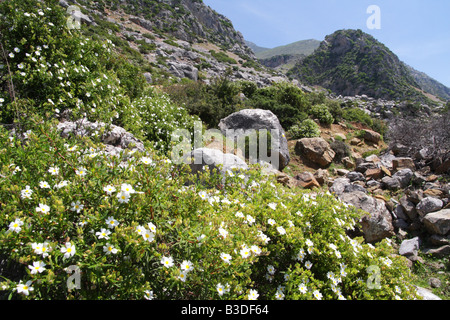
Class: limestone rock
219,109,290,171
295,137,335,168
416,197,444,217
423,209,450,235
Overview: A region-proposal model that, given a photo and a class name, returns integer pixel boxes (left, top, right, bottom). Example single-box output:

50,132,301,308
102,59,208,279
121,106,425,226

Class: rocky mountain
287,29,449,104
74,0,287,86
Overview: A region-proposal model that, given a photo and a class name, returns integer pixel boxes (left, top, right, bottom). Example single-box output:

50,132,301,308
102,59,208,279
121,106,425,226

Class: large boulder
219,109,290,171
295,137,336,168
363,129,382,144
182,148,248,177
338,191,395,243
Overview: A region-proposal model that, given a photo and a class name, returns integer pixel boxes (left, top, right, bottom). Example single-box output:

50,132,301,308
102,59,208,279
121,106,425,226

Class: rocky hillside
73,0,289,86
287,29,449,104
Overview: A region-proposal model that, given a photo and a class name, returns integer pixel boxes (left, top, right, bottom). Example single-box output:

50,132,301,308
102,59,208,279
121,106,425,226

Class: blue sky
203,0,450,88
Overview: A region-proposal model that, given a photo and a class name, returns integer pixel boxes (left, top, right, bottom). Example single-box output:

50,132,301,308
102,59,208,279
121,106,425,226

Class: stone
399,237,420,258
347,171,365,182
294,172,321,189
423,209,450,235
416,197,444,217
428,278,442,288
338,191,395,243
363,129,381,144
143,72,153,83
57,119,145,153
392,169,414,188
342,157,355,169
295,137,335,168
343,184,367,194
219,109,290,171
392,157,416,172
313,169,329,186
365,168,384,180
422,245,450,258
329,177,351,196
415,287,442,300
381,176,401,190
423,189,446,199
350,137,362,146
183,148,248,178
168,62,199,81
393,205,409,221
399,195,418,220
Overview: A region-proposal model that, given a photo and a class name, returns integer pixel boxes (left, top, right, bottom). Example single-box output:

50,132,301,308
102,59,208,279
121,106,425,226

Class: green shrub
0,120,419,300
289,119,321,139
310,104,334,125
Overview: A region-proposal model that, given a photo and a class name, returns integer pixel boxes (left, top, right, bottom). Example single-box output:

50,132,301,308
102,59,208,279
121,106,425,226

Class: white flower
240,246,251,259
60,242,76,258
105,216,119,229
248,289,259,300
198,191,208,200
180,260,194,273
48,166,59,175
144,290,154,300
135,225,146,236
250,245,261,255
103,243,118,255
268,202,277,210
120,183,135,195
178,271,188,282
39,181,50,189
305,260,313,270
306,239,314,247
28,261,46,274
220,253,232,264
275,289,285,300
235,211,244,218
32,242,50,257
161,256,174,268
313,290,323,300
142,229,155,242
218,227,228,239
268,218,276,226
55,180,69,189
117,191,130,203
75,167,87,177
14,47,20,53
16,281,34,296
298,283,308,294
9,218,24,233
267,265,276,275
70,201,84,213
96,228,111,240
246,215,255,225
103,185,116,195
141,157,153,165
147,222,157,233
216,283,225,296
36,203,50,214
277,226,286,235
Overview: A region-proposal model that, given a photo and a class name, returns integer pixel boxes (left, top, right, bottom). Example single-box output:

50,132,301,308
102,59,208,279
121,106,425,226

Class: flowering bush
0,120,419,300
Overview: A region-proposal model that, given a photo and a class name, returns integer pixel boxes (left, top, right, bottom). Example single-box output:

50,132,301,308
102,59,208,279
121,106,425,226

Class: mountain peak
288,29,447,103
